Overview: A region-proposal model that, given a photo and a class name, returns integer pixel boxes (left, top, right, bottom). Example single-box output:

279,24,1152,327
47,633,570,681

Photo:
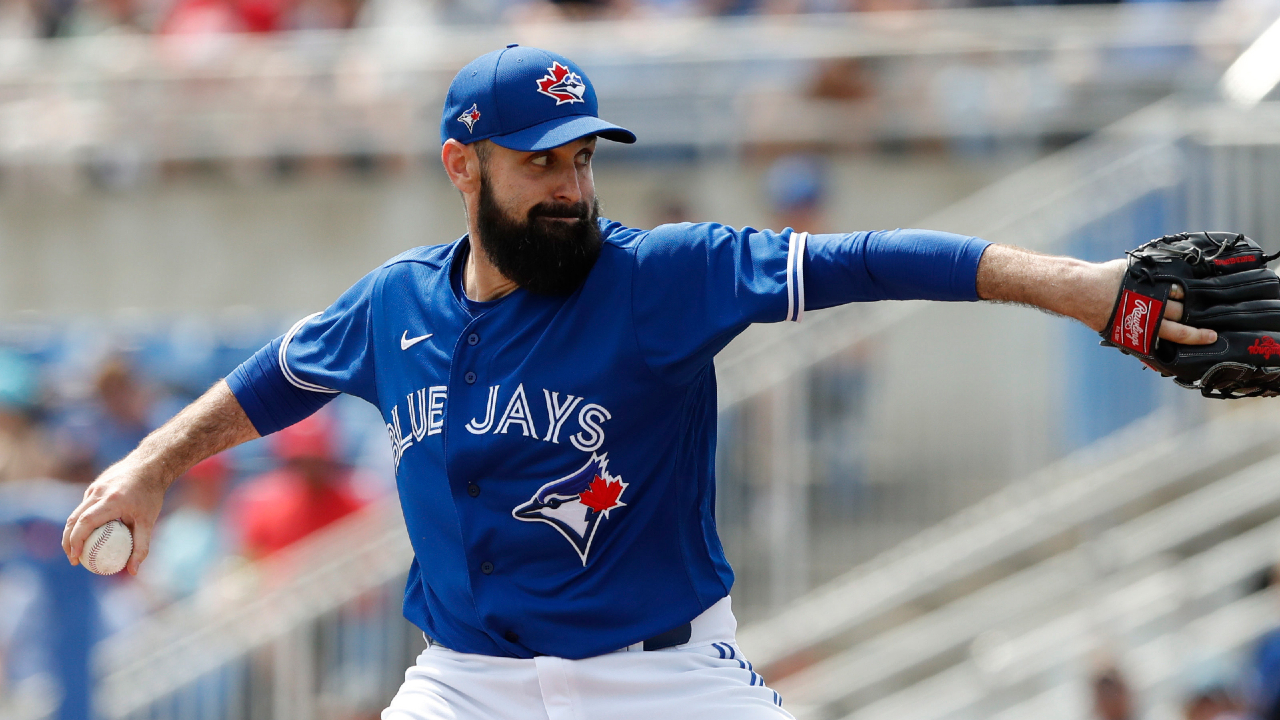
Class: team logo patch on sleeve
535,62,586,105
457,104,481,132
512,453,627,565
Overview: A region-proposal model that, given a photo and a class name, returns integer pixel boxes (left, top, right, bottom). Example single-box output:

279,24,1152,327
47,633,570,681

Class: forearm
126,379,260,491
975,244,1122,332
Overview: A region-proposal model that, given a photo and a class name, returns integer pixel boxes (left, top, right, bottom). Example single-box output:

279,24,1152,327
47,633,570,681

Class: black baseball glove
1101,231,1280,399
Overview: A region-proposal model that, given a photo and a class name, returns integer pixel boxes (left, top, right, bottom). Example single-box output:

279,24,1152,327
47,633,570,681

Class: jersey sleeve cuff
787,231,809,322
226,337,335,437
954,235,993,300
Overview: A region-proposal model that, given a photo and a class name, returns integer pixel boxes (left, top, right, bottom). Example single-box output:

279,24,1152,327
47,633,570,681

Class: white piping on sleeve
793,229,803,322
279,312,341,394
788,231,808,323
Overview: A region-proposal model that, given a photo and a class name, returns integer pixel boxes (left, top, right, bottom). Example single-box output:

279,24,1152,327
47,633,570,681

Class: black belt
425,622,692,654
640,621,692,651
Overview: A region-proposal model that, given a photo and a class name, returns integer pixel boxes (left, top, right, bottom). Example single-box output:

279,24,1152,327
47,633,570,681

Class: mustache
528,201,590,220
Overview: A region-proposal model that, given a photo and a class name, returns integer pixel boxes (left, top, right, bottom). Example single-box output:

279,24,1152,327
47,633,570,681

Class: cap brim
490,115,636,152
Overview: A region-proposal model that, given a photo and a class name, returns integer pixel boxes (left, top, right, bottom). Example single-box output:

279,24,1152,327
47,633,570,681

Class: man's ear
442,139,481,195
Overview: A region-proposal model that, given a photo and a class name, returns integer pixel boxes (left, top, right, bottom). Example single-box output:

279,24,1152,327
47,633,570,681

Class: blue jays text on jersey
227,219,990,660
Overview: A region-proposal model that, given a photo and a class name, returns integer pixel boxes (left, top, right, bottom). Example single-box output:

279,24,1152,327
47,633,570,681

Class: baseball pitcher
64,45,1254,719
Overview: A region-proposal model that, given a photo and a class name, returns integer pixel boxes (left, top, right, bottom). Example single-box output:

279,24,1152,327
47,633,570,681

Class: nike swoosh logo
401,331,433,350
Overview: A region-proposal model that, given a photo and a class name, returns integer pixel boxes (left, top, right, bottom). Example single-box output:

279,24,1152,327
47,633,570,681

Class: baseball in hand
80,520,133,575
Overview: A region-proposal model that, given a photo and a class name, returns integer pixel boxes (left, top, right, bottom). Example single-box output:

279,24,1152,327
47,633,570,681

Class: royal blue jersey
227,219,989,659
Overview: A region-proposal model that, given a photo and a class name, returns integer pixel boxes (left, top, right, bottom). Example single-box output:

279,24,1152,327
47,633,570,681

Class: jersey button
467,333,480,346
467,483,480,498
481,561,494,575
504,630,519,643
464,371,477,384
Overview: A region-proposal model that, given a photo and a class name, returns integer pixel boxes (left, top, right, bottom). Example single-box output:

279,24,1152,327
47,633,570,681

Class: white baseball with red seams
80,520,133,575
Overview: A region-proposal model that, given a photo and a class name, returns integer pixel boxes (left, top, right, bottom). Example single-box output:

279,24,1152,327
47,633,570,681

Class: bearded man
62,45,1214,719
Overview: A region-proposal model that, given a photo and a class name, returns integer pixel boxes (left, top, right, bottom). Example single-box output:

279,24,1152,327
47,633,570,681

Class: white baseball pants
382,597,794,720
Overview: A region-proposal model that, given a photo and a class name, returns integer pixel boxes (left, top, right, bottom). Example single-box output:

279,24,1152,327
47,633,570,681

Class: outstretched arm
62,380,259,575
974,244,1217,345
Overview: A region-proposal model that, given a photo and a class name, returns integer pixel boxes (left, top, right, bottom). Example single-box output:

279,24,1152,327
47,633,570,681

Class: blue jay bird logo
512,453,627,564
457,103,481,132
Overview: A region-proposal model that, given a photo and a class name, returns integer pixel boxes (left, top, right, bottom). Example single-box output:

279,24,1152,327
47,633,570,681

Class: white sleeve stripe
795,231,807,322
279,312,341,395
787,231,808,323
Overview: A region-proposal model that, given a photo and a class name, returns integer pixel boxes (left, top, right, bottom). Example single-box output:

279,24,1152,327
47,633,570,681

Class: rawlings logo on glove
1112,290,1162,355
1249,337,1280,360
1102,231,1280,399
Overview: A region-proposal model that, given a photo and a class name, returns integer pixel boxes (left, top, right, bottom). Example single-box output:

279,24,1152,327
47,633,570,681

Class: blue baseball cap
440,45,636,152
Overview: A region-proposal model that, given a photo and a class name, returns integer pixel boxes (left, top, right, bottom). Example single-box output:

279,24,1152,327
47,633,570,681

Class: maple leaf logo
579,474,626,516
535,62,586,105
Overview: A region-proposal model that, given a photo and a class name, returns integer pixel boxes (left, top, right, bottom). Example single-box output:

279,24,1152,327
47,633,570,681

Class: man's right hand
63,460,167,576
61,379,260,575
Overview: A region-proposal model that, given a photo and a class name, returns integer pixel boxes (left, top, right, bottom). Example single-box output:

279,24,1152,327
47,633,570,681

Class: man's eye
577,152,592,165
531,156,549,167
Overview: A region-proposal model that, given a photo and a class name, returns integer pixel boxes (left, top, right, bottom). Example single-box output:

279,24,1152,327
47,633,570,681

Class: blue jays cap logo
512,453,627,564
457,103,481,133
535,62,586,105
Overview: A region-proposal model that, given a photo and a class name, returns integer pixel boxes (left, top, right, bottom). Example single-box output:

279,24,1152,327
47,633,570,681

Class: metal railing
846,505,1280,720
772,411,1280,718
96,499,414,720
736,402,1280,673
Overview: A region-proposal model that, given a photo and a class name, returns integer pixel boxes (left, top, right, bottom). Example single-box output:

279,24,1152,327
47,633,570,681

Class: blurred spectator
1184,686,1245,720
236,0,288,30
61,0,145,34
228,412,367,560
1247,564,1280,720
1253,629,1280,719
141,455,231,602
766,153,828,234
1092,664,1136,720
159,0,245,37
159,0,362,34
0,350,53,485
809,58,874,101
930,60,997,156
0,480,102,720
29,0,77,37
88,356,158,473
503,0,613,22
292,0,358,28
0,0,40,37
1183,660,1246,720
652,196,693,227
48,426,100,486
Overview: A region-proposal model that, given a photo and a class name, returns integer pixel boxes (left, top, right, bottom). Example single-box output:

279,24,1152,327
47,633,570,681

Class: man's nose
552,167,584,206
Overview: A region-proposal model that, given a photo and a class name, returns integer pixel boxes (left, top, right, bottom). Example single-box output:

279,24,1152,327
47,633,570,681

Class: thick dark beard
474,176,603,297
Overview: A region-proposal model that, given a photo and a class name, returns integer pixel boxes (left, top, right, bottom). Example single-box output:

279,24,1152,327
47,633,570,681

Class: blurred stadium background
3,1,1280,719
